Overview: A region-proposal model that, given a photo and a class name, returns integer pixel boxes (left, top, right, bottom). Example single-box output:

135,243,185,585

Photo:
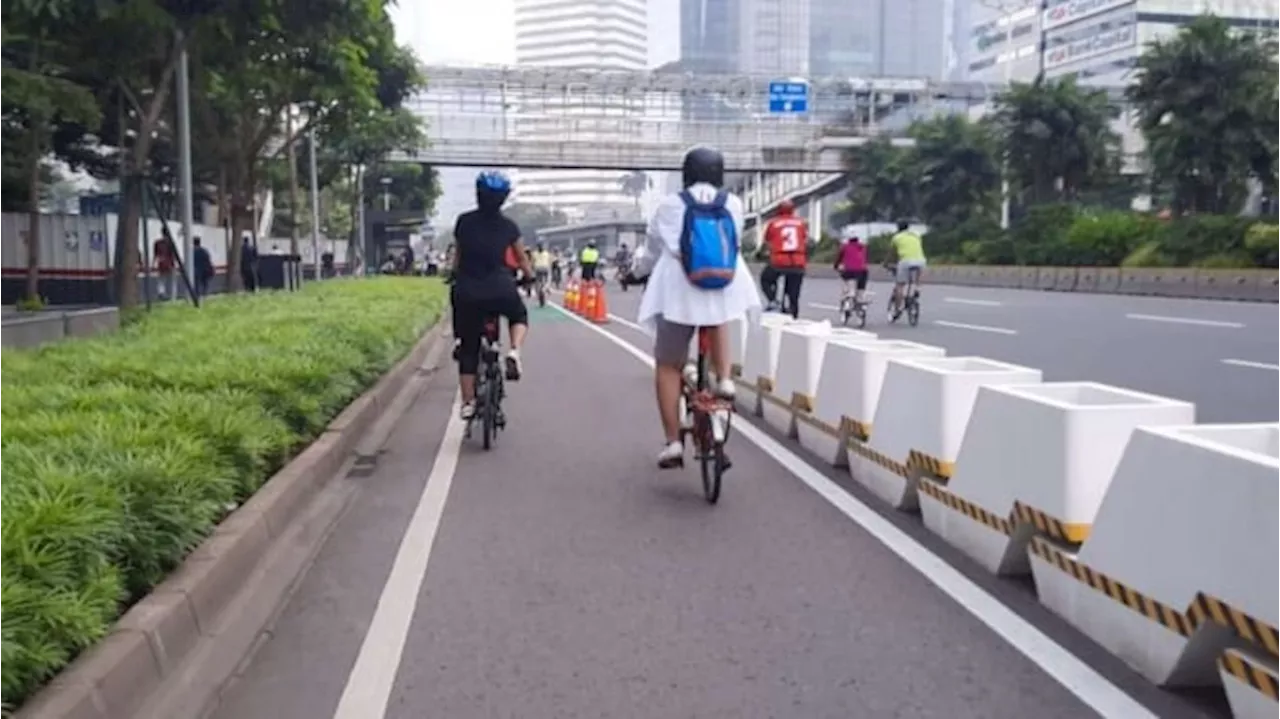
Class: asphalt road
614,275,1278,424
213,296,1235,719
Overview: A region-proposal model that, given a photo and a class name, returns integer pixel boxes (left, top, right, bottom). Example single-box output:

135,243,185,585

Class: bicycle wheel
538,285,546,307
907,293,921,327
856,304,868,329
694,352,723,503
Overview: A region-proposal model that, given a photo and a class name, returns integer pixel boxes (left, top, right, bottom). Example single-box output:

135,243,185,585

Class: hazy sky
388,0,679,68
387,0,681,226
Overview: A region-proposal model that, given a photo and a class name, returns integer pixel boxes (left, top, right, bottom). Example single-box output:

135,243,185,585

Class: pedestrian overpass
391,65,1112,173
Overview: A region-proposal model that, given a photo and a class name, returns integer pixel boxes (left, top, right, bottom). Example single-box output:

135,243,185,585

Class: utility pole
286,108,301,261
308,124,321,280
175,30,196,300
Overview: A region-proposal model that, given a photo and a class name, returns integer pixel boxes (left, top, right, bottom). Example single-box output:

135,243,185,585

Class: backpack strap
712,190,728,209
678,189,696,208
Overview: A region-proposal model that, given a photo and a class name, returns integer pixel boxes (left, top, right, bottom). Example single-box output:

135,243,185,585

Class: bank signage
1043,0,1134,30
1044,23,1136,69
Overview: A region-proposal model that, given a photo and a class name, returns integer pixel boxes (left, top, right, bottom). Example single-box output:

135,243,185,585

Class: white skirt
637,254,763,335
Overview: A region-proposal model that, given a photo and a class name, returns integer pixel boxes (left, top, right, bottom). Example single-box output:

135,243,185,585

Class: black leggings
760,266,805,318
453,286,528,375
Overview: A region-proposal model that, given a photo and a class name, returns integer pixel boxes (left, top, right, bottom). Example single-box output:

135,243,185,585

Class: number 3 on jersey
780,224,802,251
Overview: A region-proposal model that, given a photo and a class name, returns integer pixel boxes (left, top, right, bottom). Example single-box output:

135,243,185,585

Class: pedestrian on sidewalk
193,236,213,297
240,235,259,292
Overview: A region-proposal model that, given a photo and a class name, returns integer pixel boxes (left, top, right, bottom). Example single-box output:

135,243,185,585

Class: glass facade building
680,0,962,80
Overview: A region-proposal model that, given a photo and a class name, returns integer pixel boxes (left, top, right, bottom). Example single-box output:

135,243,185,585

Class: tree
505,202,569,241
192,0,398,291
2,1,103,303
363,162,439,213
1128,16,1278,215
993,76,1120,208
618,170,648,215
908,114,1002,230
842,138,918,222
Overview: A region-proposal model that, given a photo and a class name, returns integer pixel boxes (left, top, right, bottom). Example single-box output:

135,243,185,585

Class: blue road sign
768,80,809,114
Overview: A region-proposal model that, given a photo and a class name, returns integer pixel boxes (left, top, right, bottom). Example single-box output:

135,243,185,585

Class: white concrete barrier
726,317,748,380
793,332,883,466
733,312,791,416
919,382,1194,576
851,357,1042,510
761,323,875,438
1220,648,1278,719
839,340,952,491
1029,423,1278,706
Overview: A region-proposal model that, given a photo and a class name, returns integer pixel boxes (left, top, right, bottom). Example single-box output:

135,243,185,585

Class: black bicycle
678,327,734,503
885,265,922,327
466,315,507,450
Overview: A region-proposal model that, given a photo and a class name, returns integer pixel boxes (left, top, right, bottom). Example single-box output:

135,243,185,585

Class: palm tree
908,114,1002,230
618,170,648,217
1127,16,1278,215
992,76,1120,208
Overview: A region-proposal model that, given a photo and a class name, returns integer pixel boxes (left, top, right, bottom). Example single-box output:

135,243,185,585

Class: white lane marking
549,303,1156,719
332,395,466,719
1222,358,1280,371
607,313,646,333
808,302,841,311
1125,313,1244,329
945,297,1002,307
934,320,1018,335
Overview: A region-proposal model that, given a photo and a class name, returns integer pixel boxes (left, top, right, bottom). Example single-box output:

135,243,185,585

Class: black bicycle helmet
897,219,910,232
681,146,725,189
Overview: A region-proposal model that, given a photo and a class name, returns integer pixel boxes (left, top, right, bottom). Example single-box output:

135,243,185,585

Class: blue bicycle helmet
475,171,512,213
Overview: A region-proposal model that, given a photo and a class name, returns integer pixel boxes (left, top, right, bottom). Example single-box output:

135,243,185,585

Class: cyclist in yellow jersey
531,243,552,289
887,220,927,315
579,241,601,281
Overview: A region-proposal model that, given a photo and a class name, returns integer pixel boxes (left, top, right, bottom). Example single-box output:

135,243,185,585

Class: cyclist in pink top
833,225,869,305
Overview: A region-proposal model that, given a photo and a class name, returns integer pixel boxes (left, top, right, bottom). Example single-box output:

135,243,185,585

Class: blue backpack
678,189,738,289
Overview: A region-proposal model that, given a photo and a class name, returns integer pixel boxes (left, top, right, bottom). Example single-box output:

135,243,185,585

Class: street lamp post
175,30,196,302
380,176,392,212
308,123,321,281
977,0,1031,230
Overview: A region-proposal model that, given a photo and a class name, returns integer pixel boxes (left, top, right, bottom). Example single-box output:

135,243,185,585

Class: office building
511,0,651,220
680,0,961,81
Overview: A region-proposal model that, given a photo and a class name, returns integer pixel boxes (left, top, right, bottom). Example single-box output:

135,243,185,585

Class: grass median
0,277,448,709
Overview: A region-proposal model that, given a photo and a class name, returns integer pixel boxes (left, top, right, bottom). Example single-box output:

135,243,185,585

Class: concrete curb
14,319,448,719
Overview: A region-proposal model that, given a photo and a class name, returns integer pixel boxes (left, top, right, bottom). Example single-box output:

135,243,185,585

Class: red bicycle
679,327,734,503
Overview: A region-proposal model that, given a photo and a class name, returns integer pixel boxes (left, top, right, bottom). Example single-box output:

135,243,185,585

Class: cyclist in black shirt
451,171,533,421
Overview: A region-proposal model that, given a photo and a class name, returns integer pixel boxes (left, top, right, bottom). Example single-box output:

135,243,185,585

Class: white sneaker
459,401,476,420
504,350,523,381
657,441,684,469
715,377,736,399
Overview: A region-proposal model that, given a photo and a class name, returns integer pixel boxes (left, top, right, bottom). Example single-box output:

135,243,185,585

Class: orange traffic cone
564,279,578,312
581,280,597,318
591,279,609,324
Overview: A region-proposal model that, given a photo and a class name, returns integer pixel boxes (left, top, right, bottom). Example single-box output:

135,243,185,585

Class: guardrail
749,264,1280,303
730,314,1278,719
1,307,120,349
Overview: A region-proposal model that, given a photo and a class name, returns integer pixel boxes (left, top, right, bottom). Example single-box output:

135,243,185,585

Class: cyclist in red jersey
759,199,809,318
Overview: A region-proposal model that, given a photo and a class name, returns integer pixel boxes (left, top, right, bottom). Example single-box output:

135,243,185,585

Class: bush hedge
0,277,447,710
926,209,1278,269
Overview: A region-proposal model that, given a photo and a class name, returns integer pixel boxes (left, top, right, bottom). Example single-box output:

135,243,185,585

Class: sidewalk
210,303,1204,719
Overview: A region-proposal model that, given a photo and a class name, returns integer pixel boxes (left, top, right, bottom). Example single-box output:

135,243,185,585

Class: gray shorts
653,316,697,367
895,259,927,283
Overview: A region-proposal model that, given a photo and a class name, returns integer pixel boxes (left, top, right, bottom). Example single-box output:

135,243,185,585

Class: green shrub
0,277,446,708
1065,212,1159,266
1244,223,1279,267
1121,240,1174,267
1152,215,1254,266
1193,252,1254,268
